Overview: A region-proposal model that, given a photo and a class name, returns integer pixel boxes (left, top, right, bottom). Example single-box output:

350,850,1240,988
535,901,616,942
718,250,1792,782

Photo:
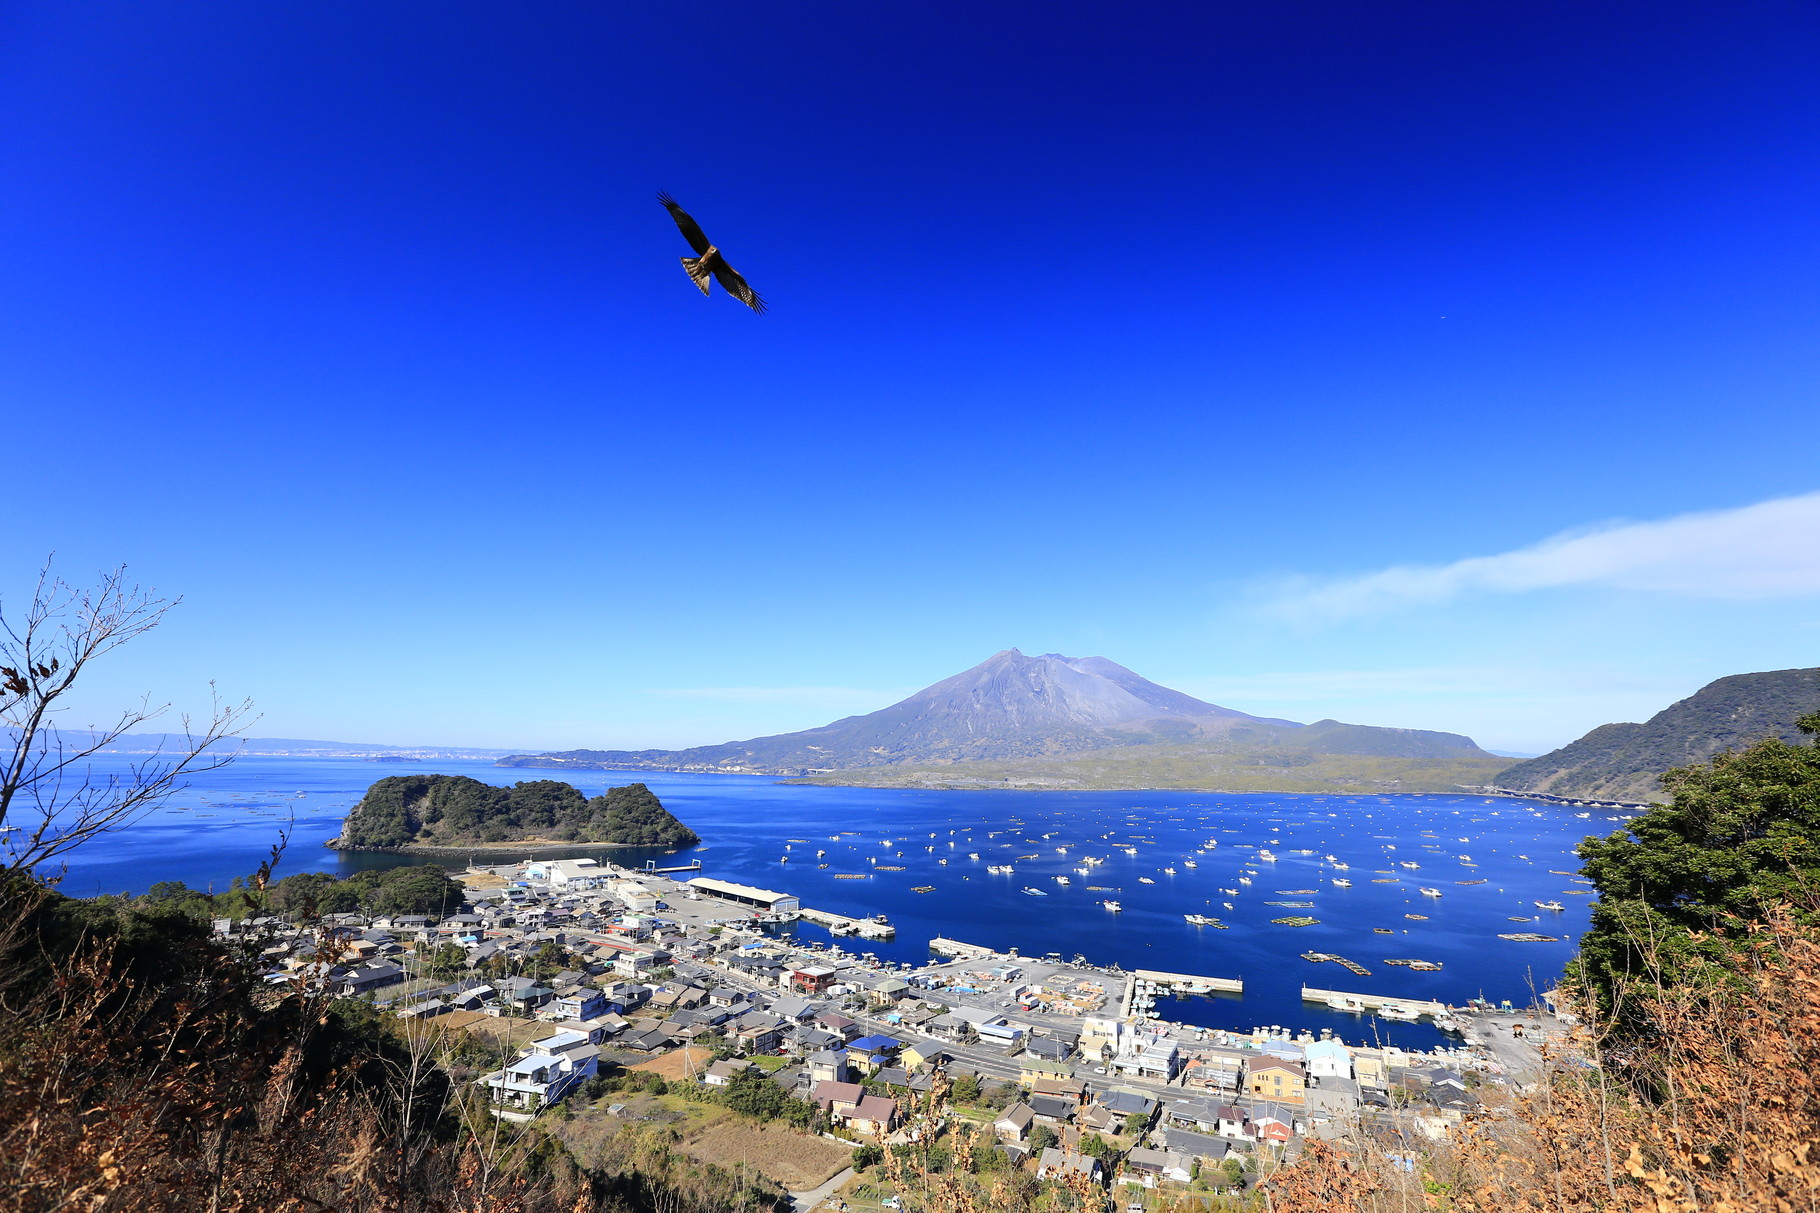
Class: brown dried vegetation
1261,908,1820,1213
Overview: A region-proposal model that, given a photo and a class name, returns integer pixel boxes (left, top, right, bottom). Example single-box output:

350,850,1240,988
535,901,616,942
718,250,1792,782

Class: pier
642,860,703,873
1301,985,1446,1016
1124,968,1244,1021
927,936,1002,961
800,906,896,939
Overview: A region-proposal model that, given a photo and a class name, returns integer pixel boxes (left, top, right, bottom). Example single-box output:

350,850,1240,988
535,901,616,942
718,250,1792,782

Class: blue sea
40,755,1626,1049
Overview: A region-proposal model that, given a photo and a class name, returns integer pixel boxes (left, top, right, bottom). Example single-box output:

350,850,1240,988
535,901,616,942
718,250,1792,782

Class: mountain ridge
500,649,1494,779
1494,667,1820,802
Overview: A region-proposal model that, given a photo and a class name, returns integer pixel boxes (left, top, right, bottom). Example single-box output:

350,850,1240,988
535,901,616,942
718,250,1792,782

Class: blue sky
3,0,1818,755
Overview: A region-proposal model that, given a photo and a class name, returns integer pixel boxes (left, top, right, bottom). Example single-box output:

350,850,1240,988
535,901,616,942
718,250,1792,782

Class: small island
330,774,699,851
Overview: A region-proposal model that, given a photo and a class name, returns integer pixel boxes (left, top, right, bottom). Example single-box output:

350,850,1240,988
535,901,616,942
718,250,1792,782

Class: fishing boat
1376,1004,1420,1021
1054,875,1071,885
1184,913,1222,926
1419,887,1443,897
1534,900,1565,911
1102,900,1122,912
1138,877,1156,884
1332,878,1352,887
1023,887,1049,896
1325,995,1365,1013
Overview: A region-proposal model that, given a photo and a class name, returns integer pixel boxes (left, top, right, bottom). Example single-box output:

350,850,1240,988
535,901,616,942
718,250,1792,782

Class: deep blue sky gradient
3,1,1818,751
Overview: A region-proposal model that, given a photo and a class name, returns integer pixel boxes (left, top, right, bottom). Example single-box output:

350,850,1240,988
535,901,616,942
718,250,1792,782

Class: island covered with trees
332,774,700,851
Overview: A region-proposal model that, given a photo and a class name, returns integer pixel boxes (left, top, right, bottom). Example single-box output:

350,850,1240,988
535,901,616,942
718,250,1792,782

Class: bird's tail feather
680,257,712,296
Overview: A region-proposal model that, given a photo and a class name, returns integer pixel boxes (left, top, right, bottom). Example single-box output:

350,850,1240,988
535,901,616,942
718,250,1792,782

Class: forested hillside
335,775,699,850
1496,667,1820,802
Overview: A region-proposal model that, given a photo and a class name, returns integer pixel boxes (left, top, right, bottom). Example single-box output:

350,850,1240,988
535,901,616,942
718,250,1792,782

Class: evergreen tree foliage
337,775,697,849
1574,711,1820,1022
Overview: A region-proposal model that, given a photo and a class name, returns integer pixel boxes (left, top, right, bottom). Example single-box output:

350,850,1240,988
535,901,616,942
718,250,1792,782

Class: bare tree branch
0,559,256,874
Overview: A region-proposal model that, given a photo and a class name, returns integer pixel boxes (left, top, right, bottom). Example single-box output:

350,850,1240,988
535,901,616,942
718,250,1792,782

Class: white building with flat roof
685,877,800,913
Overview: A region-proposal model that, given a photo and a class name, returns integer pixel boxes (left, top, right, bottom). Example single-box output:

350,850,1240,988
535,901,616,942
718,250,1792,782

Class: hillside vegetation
793,740,1509,793
335,774,698,850
1496,667,1820,802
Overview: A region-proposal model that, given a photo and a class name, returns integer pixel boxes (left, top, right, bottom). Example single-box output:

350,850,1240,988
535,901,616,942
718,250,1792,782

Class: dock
1301,985,1446,1016
1124,968,1244,1021
642,860,703,873
927,936,1002,961
1132,968,1244,995
800,907,896,940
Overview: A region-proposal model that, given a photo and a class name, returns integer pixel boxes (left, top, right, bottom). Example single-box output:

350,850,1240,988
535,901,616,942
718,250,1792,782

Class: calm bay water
42,755,1626,1048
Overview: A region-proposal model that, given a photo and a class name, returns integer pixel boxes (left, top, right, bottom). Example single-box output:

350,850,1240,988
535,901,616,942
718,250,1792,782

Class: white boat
1332,861,1349,870
1184,913,1220,926
1103,900,1122,912
1400,861,1420,869
1183,860,1197,867
968,852,979,860
1138,877,1156,884
1420,887,1443,897
1534,900,1565,911
1221,901,1234,910
1377,1004,1420,1022
1326,996,1364,1013
1163,867,1176,874
1257,850,1278,862
1054,875,1071,885
1332,878,1352,887
1023,887,1049,896
1238,877,1252,885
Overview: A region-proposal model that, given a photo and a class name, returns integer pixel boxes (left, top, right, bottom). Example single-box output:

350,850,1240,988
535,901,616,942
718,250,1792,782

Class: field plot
437,1010,547,1050
629,1047,714,1081
684,1122,852,1189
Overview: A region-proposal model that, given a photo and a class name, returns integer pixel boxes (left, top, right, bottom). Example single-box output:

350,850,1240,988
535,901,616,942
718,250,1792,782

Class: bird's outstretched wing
709,258,766,314
657,191,713,256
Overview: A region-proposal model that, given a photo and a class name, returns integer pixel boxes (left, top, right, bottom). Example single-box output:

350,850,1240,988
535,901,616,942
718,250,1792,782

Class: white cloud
646,686,904,708
1265,491,1820,619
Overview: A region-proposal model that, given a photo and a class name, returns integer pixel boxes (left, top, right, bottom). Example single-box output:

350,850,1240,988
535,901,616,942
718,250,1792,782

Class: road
790,1165,854,1213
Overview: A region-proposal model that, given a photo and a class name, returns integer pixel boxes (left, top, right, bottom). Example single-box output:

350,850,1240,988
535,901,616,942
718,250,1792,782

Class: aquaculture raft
1302,951,1372,976
1271,916,1320,926
1404,913,1429,920
1498,932,1561,942
1383,958,1443,971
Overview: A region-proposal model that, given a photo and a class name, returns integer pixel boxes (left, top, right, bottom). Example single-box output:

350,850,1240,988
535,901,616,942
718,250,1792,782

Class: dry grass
628,1047,714,1082
683,1121,852,1190
439,1009,549,1050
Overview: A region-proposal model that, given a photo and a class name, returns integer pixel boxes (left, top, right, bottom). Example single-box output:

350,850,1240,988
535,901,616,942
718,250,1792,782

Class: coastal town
228,854,1564,1207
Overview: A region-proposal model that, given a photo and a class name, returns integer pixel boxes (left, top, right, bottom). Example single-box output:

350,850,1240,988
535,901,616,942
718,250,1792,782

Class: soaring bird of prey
657,192,766,314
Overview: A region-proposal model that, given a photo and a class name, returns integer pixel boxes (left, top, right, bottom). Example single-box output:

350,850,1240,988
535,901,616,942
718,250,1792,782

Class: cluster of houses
226,857,1487,1178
